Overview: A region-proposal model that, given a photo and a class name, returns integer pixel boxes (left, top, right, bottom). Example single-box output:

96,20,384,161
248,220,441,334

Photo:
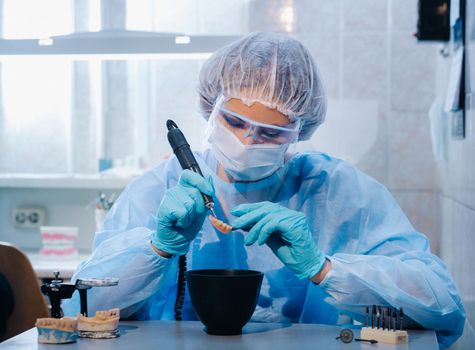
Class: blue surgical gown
63,150,465,348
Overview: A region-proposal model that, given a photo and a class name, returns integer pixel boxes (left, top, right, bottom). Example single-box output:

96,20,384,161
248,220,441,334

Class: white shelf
0,174,136,189
27,252,91,279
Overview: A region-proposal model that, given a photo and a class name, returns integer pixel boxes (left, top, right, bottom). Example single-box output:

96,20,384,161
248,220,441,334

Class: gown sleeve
316,161,465,349
62,162,180,319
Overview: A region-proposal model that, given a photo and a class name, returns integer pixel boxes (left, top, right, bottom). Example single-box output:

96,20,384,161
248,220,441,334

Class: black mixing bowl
186,269,263,335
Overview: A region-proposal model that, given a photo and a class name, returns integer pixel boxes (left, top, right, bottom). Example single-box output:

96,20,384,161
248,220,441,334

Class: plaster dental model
77,308,120,338
36,317,78,344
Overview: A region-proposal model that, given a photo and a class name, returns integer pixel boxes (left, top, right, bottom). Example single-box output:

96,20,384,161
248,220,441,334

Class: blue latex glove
152,169,214,256
231,201,326,279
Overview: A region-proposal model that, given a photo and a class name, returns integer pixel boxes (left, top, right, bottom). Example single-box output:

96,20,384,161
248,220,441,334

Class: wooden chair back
0,241,48,342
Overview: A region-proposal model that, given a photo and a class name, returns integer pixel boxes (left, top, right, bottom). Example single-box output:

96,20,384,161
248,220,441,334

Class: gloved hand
231,202,326,279
152,170,214,256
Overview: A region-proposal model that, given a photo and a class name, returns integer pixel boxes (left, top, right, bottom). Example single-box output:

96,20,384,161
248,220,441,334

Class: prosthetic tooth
36,317,78,332
209,215,233,233
111,309,119,317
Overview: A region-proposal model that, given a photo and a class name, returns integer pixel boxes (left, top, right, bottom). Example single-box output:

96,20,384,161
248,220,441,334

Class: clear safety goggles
215,105,301,145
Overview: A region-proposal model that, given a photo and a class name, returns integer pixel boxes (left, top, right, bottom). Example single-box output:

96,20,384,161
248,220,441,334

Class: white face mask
209,118,288,181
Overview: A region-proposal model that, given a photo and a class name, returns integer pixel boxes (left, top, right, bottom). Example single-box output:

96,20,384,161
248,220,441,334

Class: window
0,0,246,175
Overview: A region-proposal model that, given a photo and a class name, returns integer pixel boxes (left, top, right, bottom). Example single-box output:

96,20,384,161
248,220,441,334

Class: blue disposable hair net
197,32,327,141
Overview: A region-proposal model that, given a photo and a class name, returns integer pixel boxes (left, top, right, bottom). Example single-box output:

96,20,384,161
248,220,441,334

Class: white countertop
0,321,439,350
26,252,90,279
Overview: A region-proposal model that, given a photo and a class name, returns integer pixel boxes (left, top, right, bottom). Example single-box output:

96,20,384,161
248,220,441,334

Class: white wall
0,188,115,252
435,0,475,342
0,0,441,256
249,0,440,253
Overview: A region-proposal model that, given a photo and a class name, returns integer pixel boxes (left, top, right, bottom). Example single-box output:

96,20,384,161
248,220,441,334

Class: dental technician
64,32,465,348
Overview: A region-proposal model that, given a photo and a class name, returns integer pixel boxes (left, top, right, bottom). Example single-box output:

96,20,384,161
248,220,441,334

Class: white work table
26,253,90,280
0,321,439,350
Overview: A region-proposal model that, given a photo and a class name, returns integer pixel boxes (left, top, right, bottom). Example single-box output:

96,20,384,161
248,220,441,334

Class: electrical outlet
12,207,46,229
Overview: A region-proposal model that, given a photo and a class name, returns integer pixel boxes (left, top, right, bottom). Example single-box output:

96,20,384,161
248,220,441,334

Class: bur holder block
361,327,409,345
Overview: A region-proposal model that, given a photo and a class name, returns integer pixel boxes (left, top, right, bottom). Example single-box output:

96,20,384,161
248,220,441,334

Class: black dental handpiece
166,119,217,217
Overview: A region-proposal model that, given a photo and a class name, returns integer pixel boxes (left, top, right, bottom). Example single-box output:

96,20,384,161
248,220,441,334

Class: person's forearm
317,253,465,348
310,259,332,284
150,241,173,258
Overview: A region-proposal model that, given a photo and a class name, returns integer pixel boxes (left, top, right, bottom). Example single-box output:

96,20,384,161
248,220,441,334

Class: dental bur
360,305,409,345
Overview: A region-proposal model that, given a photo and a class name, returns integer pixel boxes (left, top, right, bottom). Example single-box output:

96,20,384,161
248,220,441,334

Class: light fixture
38,38,54,46
175,35,191,45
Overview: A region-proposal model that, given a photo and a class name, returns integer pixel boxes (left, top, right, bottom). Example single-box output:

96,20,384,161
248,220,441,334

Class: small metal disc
339,328,354,343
